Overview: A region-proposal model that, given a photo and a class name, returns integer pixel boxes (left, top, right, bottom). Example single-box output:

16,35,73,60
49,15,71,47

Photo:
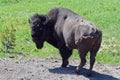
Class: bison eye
33,22,39,26
31,26,35,29
39,28,42,30
33,22,37,25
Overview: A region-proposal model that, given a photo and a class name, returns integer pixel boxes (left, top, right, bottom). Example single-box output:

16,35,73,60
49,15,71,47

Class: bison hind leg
87,41,101,76
87,50,98,76
75,50,88,74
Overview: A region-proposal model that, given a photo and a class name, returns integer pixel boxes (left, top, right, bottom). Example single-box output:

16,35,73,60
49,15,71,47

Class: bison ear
28,15,33,24
40,15,49,25
28,18,31,24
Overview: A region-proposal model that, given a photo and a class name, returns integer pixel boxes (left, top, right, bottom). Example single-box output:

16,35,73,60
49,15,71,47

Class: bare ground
0,57,120,80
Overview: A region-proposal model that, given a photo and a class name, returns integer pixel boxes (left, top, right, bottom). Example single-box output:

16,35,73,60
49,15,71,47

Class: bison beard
29,7,102,76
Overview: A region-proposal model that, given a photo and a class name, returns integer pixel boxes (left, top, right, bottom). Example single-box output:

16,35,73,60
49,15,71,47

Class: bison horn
40,15,49,25
43,15,49,25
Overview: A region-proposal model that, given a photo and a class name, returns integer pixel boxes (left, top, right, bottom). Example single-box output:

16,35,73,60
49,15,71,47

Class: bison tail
90,29,102,53
91,29,102,38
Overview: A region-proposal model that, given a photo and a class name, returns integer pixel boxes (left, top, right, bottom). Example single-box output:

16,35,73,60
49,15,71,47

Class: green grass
0,0,120,64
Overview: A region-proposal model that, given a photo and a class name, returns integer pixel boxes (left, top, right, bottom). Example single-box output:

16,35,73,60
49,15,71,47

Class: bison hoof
61,65,67,67
61,61,69,67
75,70,80,74
75,67,80,74
86,71,92,76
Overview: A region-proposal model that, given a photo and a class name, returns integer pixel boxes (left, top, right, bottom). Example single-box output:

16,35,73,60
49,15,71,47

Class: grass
0,0,120,64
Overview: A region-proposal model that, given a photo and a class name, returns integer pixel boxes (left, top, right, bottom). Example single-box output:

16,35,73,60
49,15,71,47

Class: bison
29,7,102,76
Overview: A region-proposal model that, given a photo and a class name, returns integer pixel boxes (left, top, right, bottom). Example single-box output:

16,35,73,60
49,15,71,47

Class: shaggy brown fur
29,7,102,76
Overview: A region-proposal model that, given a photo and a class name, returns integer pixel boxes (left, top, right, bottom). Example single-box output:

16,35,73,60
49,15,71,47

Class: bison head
29,14,49,49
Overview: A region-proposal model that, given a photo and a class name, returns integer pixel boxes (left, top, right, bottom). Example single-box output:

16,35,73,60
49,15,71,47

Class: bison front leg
59,47,73,67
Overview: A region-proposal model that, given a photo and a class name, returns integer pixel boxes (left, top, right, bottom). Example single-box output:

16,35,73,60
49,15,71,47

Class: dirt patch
0,58,120,80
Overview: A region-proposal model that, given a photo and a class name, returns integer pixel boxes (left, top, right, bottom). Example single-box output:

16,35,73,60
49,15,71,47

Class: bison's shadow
49,65,119,80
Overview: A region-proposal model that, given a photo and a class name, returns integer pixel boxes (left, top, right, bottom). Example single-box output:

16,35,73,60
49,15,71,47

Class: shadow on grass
49,65,119,80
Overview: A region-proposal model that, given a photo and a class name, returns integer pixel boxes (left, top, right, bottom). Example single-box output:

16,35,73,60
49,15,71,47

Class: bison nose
32,38,36,42
31,34,35,37
31,34,36,38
